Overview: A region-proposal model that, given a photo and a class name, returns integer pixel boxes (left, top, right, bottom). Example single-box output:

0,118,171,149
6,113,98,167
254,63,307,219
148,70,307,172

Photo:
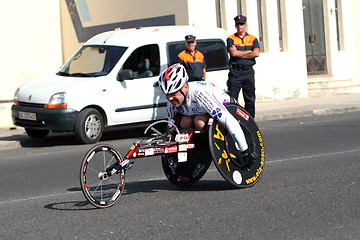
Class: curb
0,127,25,151
0,141,21,150
256,106,360,122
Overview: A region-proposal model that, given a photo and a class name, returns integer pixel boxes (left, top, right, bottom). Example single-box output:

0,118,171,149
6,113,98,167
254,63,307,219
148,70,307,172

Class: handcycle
79,103,265,208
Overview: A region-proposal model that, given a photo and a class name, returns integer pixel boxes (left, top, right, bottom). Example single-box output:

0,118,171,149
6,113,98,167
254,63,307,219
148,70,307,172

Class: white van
11,26,229,143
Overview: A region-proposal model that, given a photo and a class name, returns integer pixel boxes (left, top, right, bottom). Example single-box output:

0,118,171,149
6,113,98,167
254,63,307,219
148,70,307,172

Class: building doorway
302,0,327,75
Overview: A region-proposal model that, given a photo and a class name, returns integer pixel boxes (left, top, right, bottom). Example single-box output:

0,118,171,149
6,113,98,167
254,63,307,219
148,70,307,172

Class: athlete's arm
167,103,177,124
215,108,248,151
194,89,248,151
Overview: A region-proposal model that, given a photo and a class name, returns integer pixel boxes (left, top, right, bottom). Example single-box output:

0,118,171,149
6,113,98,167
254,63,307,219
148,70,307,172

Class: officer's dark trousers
227,68,255,118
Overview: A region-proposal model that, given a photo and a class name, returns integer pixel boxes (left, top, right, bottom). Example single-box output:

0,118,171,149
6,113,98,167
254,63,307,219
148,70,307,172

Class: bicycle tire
209,103,265,188
80,144,126,208
162,150,212,187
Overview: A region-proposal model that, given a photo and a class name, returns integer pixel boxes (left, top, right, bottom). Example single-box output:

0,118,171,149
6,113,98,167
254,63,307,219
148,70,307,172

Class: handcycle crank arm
150,127,161,135
144,120,180,135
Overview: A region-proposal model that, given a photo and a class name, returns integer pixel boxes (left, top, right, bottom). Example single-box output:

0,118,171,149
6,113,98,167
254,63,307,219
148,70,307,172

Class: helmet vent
174,80,181,90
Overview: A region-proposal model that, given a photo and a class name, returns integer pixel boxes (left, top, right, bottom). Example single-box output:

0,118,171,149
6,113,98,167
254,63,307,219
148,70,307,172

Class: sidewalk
1,92,360,150
255,92,360,121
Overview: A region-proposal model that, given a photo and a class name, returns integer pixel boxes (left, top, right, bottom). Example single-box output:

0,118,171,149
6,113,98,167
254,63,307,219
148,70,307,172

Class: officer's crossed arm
228,46,260,59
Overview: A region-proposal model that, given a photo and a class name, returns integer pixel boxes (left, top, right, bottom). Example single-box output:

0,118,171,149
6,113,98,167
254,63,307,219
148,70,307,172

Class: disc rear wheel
209,104,265,188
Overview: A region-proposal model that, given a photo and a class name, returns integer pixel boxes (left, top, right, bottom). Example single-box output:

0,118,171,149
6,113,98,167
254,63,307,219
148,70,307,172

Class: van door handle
153,82,159,87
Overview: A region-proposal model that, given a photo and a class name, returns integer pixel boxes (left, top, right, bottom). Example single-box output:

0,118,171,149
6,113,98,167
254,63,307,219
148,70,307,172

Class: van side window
167,39,229,71
123,44,160,78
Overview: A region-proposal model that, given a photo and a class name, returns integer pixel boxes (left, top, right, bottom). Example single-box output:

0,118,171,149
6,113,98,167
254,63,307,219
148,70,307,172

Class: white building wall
188,0,310,100
187,0,357,100
244,0,260,38
222,0,239,32
255,0,308,100
0,0,62,101
187,0,218,27
353,0,360,85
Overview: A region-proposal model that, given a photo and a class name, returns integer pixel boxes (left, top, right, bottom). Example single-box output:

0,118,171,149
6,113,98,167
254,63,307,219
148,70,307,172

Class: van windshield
57,45,127,77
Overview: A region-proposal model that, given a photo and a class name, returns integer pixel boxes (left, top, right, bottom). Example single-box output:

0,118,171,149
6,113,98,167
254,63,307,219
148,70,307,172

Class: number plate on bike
18,111,37,121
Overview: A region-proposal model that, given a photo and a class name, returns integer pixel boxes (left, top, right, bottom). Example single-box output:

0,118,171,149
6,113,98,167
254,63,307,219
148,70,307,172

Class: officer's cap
234,15,246,24
185,35,196,42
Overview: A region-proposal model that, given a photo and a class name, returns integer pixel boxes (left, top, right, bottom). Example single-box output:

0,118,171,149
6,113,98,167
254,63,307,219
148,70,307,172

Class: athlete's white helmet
158,63,188,94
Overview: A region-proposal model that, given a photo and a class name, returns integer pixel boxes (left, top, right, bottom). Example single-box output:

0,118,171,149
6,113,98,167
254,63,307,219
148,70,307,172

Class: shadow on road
44,179,237,211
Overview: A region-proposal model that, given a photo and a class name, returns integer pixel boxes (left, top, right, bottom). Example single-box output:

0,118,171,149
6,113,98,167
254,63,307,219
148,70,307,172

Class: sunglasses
236,23,245,26
186,41,195,44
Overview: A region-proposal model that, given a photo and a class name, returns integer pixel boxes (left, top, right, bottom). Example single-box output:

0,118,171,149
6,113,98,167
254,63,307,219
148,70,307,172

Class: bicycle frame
124,118,214,161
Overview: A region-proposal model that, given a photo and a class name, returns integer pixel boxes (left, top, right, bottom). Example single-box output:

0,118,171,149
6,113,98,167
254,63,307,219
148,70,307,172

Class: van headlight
13,88,19,105
45,92,67,109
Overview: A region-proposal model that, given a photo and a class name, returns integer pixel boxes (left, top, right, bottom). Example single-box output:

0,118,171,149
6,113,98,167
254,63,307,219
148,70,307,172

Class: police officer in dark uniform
177,35,206,81
227,15,260,118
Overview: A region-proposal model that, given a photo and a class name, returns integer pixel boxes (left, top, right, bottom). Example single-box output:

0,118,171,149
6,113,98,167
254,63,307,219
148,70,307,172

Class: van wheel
74,108,104,144
25,128,50,138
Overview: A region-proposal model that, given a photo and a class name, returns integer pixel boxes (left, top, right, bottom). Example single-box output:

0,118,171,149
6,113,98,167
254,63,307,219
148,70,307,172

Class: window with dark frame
237,0,242,14
237,0,246,15
122,44,160,77
257,0,264,52
167,39,229,71
334,0,343,51
277,0,284,51
216,0,221,28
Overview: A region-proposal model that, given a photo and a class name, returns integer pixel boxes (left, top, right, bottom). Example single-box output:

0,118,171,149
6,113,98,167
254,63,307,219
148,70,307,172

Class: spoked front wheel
80,144,126,208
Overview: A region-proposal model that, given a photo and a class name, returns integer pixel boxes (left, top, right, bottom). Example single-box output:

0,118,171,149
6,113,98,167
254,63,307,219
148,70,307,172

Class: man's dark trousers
227,68,255,118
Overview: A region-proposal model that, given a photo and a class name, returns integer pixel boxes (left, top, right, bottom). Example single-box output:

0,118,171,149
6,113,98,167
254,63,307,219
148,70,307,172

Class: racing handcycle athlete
79,64,264,208
160,63,257,164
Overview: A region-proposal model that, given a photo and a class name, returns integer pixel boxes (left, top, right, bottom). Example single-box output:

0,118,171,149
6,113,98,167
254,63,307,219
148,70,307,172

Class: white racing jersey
167,81,248,151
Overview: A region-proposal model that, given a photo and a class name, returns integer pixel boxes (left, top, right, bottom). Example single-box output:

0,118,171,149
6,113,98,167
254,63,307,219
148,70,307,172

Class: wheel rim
80,145,125,208
84,114,101,139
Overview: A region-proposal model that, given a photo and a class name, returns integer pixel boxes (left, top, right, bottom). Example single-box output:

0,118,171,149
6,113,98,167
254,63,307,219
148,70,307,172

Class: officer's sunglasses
186,41,194,44
236,23,245,26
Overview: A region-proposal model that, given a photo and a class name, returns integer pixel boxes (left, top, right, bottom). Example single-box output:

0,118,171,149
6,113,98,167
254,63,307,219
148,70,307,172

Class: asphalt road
0,112,359,239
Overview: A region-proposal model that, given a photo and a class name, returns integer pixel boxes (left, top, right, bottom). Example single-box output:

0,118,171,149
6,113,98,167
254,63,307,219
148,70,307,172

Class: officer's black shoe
241,149,257,167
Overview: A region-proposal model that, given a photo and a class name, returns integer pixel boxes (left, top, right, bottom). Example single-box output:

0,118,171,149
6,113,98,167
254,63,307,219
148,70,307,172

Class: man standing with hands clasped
227,15,260,118
177,35,206,81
